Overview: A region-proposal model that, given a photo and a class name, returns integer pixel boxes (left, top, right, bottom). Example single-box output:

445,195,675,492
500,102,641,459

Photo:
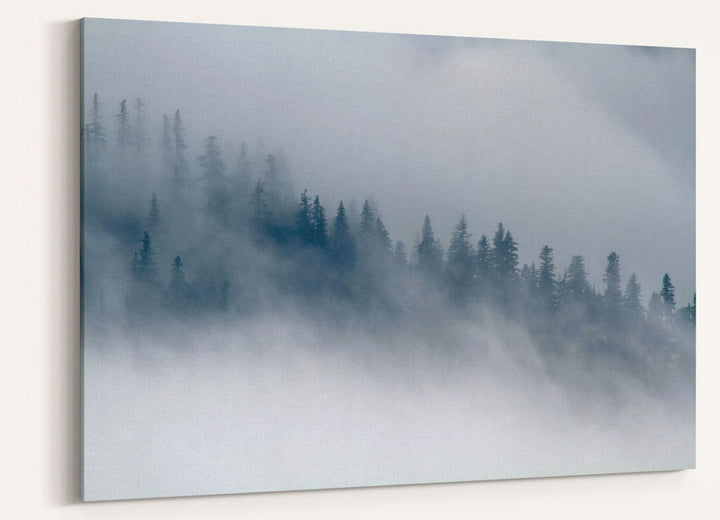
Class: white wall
1,1,718,518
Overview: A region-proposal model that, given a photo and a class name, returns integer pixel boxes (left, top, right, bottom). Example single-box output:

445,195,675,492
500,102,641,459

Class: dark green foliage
603,251,622,313
116,99,131,149
311,195,328,249
537,245,557,311
295,189,312,243
623,273,642,321
565,255,589,300
172,109,189,184
331,201,356,269
131,231,157,283
85,93,106,146
376,217,392,255
660,273,676,311
416,215,442,275
446,215,475,301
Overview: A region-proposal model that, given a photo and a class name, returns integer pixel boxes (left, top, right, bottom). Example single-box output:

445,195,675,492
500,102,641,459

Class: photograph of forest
81,18,695,501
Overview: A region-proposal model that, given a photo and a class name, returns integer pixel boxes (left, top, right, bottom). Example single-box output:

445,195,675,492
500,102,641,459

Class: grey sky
83,18,695,303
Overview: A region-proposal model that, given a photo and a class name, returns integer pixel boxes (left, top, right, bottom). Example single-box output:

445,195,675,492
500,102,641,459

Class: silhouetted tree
311,195,328,249
295,189,312,243
417,215,443,275
168,256,189,308
131,231,157,283
603,252,622,317
446,215,475,301
146,192,159,230
172,109,189,184
331,201,356,269
537,245,557,312
623,273,643,322
660,273,676,313
252,180,269,232
85,93,106,146
198,136,229,218
565,255,589,300
116,99,132,150
376,217,392,255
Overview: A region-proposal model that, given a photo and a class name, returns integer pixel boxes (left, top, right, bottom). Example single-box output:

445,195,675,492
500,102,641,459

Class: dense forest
82,93,695,382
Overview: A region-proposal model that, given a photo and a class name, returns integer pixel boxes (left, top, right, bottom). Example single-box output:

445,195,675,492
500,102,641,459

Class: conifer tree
565,255,589,300
85,93,106,146
252,180,269,231
310,195,328,248
446,215,475,300
146,192,160,230
537,245,557,311
131,231,157,283
623,273,642,321
172,109,189,184
660,273,676,312
376,217,392,255
116,99,132,150
603,252,622,315
331,201,356,268
295,189,312,243
417,215,442,275
133,97,146,152
198,136,229,217
168,256,188,306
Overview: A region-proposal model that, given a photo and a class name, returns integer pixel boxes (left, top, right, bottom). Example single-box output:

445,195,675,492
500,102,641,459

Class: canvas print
81,18,696,501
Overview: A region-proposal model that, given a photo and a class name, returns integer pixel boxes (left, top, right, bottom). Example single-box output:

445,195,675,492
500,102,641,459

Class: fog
82,18,695,302
80,19,695,501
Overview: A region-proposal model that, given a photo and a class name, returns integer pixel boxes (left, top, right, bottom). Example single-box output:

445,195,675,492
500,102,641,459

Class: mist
80,18,695,501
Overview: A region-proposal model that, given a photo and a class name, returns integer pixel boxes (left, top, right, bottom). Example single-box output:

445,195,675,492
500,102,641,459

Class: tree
331,201,356,269
295,189,312,243
603,252,622,315
252,180,269,231
375,217,392,255
660,273,676,313
131,231,157,283
85,93,106,146
446,215,475,301
359,200,375,238
133,97,146,152
146,192,160,230
565,255,589,300
537,245,557,311
116,99,132,150
623,273,643,322
198,136,229,217
416,215,442,275
172,109,189,184
160,114,172,171
168,256,189,307
310,195,328,248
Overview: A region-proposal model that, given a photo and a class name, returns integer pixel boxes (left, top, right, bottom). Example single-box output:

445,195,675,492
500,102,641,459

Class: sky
82,18,695,303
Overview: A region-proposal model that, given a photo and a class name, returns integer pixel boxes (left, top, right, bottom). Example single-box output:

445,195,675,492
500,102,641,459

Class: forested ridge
82,94,695,376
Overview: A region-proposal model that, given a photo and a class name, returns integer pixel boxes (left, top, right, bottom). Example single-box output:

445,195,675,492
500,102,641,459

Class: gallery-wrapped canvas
80,18,696,501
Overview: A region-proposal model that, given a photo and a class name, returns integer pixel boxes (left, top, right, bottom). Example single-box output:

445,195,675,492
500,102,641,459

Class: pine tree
660,273,676,313
331,201,356,269
168,256,188,306
133,97,146,152
116,99,132,150
376,217,392,255
172,109,189,184
85,93,106,146
446,215,475,300
359,200,375,238
623,272,643,322
565,255,589,300
131,231,157,283
146,192,160,230
295,189,312,243
537,245,557,311
198,136,229,217
160,114,172,171
310,195,328,248
417,215,442,275
252,180,269,231
603,252,622,315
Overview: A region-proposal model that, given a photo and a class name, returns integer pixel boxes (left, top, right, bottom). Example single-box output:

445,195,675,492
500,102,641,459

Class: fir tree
376,217,392,255
446,215,475,300
131,231,157,283
565,255,589,300
311,195,328,248
168,256,188,307
116,99,132,150
417,215,442,275
295,189,312,243
85,93,106,146
198,136,229,217
331,201,356,269
252,180,269,231
172,109,189,184
603,251,622,315
660,273,676,312
623,273,643,321
537,245,557,311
